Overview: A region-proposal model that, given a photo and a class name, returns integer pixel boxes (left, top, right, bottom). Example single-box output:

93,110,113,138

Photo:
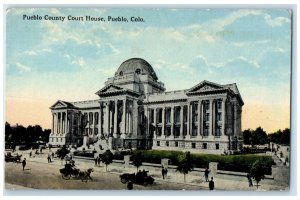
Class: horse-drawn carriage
120,170,155,186
5,152,22,163
59,163,94,182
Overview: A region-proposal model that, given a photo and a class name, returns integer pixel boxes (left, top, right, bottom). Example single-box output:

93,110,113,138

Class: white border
1,0,298,199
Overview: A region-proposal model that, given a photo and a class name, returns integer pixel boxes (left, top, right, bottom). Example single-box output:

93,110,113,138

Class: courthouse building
49,58,244,153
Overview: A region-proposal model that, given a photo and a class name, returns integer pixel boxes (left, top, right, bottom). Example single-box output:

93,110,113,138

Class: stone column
56,113,58,134
65,111,68,134
162,107,165,138
60,112,63,134
201,102,204,136
233,104,238,136
171,106,175,138
52,113,54,134
122,99,126,134
198,101,201,136
209,100,213,136
99,102,103,135
187,104,190,138
153,108,157,138
113,100,118,137
222,99,226,136
106,102,110,135
180,105,184,138
189,103,192,137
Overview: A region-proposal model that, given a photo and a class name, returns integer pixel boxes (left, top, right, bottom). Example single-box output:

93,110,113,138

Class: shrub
132,150,274,175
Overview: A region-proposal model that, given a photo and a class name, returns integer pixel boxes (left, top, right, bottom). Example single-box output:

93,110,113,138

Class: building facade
49,58,244,153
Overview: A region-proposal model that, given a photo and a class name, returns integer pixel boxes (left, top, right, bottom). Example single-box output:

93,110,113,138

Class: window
56,138,58,142
202,143,207,149
119,71,123,76
192,126,197,136
89,128,93,135
150,109,154,123
204,126,209,136
183,105,188,122
174,126,180,137
216,126,221,136
95,112,99,125
215,143,220,149
192,143,196,149
157,127,162,136
205,113,210,121
157,141,160,146
61,138,63,142
217,100,222,110
192,102,198,122
175,141,178,147
135,68,141,74
94,128,98,135
166,108,171,123
157,109,162,123
217,113,222,121
89,112,93,124
166,127,171,136
166,141,169,147
175,107,180,124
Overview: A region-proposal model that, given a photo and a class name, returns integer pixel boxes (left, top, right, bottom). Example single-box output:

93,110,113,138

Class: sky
5,8,291,133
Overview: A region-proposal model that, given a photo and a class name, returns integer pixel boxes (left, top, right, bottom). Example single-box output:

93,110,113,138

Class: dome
115,58,158,80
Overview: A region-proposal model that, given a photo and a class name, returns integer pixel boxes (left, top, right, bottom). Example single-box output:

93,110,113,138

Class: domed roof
115,58,158,80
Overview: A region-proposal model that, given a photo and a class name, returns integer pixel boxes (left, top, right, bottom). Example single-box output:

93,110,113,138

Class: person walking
209,177,214,190
161,167,165,179
22,158,26,171
164,168,168,179
29,151,32,158
97,156,101,166
94,156,98,166
204,167,210,182
247,173,253,187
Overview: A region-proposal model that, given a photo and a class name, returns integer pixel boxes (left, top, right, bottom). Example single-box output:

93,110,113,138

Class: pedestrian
29,151,32,158
164,168,168,179
40,148,42,154
47,154,51,163
204,167,210,182
127,180,133,190
52,152,55,158
97,156,101,166
22,158,26,171
94,156,98,166
161,167,165,179
209,177,214,190
247,173,253,187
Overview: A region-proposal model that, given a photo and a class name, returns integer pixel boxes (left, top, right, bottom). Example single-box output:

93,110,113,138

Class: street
5,155,202,190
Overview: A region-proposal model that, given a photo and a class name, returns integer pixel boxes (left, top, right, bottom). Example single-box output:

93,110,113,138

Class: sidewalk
9,150,289,191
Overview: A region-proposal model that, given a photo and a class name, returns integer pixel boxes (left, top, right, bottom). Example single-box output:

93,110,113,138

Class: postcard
5,7,291,191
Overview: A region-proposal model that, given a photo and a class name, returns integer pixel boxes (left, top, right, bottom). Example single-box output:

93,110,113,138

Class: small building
49,58,243,153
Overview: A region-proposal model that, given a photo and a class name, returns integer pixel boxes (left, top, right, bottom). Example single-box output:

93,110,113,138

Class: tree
250,159,269,189
56,145,70,159
242,129,252,145
176,151,194,183
102,150,114,172
131,151,144,172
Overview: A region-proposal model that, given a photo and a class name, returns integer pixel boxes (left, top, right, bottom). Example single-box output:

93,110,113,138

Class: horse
78,168,94,182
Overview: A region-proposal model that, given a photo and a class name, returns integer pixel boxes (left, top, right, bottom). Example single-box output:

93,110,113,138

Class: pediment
96,84,124,95
188,80,223,93
50,100,74,109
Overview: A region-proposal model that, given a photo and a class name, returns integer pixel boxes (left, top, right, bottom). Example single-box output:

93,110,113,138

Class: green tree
102,150,114,172
131,151,144,172
252,127,268,145
250,159,269,189
176,151,194,183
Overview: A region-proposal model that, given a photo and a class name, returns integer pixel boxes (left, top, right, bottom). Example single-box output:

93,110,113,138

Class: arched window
135,68,141,74
119,71,123,76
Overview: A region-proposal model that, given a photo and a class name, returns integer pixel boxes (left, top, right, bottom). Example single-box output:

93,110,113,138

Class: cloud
23,48,52,56
71,57,86,68
16,62,31,73
264,14,290,27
